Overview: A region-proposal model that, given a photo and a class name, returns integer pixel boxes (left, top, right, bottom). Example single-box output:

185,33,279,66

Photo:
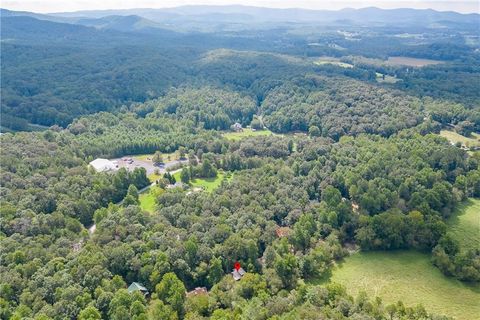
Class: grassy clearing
148,173,162,183
173,170,233,192
346,55,443,68
447,198,480,251
376,72,400,84
440,130,480,148
190,171,233,192
316,251,480,320
139,186,163,212
314,57,353,68
223,128,273,141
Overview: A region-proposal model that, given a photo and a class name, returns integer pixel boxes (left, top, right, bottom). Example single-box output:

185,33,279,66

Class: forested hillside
1,5,479,320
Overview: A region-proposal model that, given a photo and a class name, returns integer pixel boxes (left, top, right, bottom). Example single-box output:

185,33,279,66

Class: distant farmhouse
89,158,118,172
232,122,243,132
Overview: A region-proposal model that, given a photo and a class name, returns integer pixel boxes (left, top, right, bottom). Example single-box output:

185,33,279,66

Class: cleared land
376,72,400,84
148,172,162,183
191,171,233,192
347,55,443,68
223,128,273,141
440,130,480,148
314,57,353,68
321,251,480,320
447,198,480,251
139,186,163,212
386,56,443,67
173,170,233,192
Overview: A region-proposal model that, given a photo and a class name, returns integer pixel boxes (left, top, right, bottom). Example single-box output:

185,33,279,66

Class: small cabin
128,282,149,295
231,267,246,281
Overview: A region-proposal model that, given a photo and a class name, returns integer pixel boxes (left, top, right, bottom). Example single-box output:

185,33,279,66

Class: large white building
89,158,118,172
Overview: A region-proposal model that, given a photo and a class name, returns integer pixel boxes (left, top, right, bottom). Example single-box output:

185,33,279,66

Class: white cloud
1,0,478,14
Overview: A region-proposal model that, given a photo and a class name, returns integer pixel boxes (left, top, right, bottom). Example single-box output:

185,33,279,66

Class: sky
2,0,479,14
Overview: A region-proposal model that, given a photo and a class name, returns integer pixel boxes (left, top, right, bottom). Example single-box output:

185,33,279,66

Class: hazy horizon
2,0,479,14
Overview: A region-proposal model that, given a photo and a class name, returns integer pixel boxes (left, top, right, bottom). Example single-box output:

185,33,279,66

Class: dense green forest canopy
1,104,479,319
1,5,479,320
1,7,479,131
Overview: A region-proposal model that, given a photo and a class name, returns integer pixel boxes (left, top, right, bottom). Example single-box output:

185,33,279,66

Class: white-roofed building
89,158,118,172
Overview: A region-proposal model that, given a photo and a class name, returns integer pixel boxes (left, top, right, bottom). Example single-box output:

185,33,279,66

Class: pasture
320,251,480,320
447,198,480,251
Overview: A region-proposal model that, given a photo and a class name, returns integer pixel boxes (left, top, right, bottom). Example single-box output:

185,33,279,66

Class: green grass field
447,198,480,251
440,130,480,148
223,128,273,141
318,251,480,320
190,171,233,192
173,170,233,192
139,186,163,212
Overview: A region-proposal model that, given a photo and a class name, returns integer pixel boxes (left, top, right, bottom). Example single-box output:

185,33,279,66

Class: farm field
440,130,480,148
386,56,443,67
447,198,480,251
223,128,273,141
320,251,480,320
347,55,443,68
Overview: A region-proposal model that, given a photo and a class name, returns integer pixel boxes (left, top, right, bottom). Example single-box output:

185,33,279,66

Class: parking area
111,156,188,176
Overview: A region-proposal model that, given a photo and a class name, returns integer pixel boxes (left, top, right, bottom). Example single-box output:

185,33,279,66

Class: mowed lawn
324,251,480,320
174,170,233,192
447,198,480,251
139,186,162,212
223,128,273,141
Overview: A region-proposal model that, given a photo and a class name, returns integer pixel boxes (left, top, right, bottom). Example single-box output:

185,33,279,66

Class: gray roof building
128,282,149,295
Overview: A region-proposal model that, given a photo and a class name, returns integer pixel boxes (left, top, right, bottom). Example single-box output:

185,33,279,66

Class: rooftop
89,158,117,172
128,282,148,294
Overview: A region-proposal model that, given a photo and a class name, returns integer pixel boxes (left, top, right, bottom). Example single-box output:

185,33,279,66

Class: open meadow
139,186,163,212
440,130,480,148
447,198,480,251
223,128,273,141
323,251,480,320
